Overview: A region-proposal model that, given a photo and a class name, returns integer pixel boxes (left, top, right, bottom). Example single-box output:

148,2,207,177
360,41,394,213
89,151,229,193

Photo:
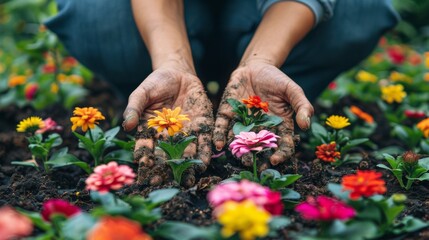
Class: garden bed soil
0,79,428,239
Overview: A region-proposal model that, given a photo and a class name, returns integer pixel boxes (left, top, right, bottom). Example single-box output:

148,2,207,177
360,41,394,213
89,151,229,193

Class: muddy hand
122,68,213,186
213,61,313,166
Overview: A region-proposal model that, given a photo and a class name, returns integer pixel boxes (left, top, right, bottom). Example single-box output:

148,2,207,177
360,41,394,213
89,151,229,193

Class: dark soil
0,79,428,239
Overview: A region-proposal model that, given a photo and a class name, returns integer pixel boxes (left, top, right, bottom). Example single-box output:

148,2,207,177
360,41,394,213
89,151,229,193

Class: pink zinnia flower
295,196,355,221
36,118,63,134
208,180,283,215
0,206,33,240
229,130,279,158
41,199,81,222
86,161,136,193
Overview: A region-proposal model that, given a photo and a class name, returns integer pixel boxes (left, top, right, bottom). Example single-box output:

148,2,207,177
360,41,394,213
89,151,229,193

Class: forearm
240,1,314,68
131,0,195,74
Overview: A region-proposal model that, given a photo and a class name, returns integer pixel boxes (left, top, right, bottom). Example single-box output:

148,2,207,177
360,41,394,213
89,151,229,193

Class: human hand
122,67,213,186
213,60,313,167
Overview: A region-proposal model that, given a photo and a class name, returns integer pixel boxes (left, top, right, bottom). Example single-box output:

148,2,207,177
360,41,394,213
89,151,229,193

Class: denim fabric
45,0,399,101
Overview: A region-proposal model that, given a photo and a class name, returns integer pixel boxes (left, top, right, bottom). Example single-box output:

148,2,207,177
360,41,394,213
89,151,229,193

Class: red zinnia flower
404,110,426,119
242,96,269,112
315,142,340,163
41,199,81,222
295,195,355,221
341,170,386,200
24,83,38,101
387,45,406,65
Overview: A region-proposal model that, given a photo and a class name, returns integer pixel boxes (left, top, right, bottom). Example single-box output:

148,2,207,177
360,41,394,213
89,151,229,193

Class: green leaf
269,216,291,230
376,163,392,171
270,174,302,190
258,115,283,127
147,188,180,205
62,213,96,240
238,171,255,181
18,210,51,231
104,149,134,163
328,220,378,240
227,98,245,112
407,172,429,181
11,161,38,169
46,154,91,174
232,122,255,135
280,189,301,200
90,191,130,210
154,221,219,240
311,122,328,139
159,136,196,159
383,153,399,168
92,139,107,159
29,143,47,156
260,169,281,184
104,126,120,141
392,216,429,235
419,157,429,170
168,159,202,184
73,131,93,149
327,183,350,200
45,133,62,148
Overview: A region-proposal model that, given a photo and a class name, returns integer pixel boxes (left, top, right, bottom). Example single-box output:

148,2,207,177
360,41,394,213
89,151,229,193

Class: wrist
152,49,196,75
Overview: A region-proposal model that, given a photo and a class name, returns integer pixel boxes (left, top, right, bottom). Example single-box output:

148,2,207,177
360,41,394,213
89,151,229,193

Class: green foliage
227,98,282,135
377,153,429,190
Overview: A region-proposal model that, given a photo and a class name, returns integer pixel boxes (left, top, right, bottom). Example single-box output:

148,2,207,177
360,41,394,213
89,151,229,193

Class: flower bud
402,151,420,165
392,193,407,205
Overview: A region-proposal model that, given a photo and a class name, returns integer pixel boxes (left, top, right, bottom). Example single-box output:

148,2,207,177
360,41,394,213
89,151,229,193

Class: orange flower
8,75,27,87
242,96,269,112
70,107,105,132
416,118,429,138
349,106,374,124
87,216,152,240
315,142,341,163
424,73,429,82
147,107,189,136
341,170,386,200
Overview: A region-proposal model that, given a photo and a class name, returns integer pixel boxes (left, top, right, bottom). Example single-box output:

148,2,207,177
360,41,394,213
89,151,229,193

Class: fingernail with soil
122,114,136,131
306,117,311,128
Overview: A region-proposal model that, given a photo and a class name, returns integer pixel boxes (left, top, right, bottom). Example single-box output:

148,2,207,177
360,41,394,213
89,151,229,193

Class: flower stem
88,129,94,142
253,152,258,181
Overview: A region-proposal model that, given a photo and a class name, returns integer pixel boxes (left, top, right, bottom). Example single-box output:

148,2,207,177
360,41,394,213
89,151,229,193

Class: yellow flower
389,71,412,84
70,107,105,132
68,75,84,85
8,75,27,87
326,115,350,129
424,73,429,82
147,107,189,136
51,83,59,93
417,118,429,138
425,52,429,68
17,116,45,133
0,63,5,74
381,84,406,104
356,70,377,83
217,200,271,240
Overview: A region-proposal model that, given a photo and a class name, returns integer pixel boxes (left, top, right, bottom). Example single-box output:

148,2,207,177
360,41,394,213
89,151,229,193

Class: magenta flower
86,161,136,193
0,206,33,240
229,130,279,158
41,199,81,222
36,118,63,134
295,196,356,221
208,180,283,215
24,83,38,101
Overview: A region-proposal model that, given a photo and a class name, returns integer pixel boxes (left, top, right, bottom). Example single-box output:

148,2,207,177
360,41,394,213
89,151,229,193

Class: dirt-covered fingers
270,121,295,165
281,80,314,130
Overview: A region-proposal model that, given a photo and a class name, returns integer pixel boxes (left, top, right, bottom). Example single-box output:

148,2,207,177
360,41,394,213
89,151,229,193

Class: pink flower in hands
229,130,279,158
86,161,136,193
208,180,283,215
41,199,81,222
0,206,33,240
295,196,355,221
36,118,63,134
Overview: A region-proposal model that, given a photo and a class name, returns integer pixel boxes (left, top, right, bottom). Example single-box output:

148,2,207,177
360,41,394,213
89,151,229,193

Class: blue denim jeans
45,0,399,102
